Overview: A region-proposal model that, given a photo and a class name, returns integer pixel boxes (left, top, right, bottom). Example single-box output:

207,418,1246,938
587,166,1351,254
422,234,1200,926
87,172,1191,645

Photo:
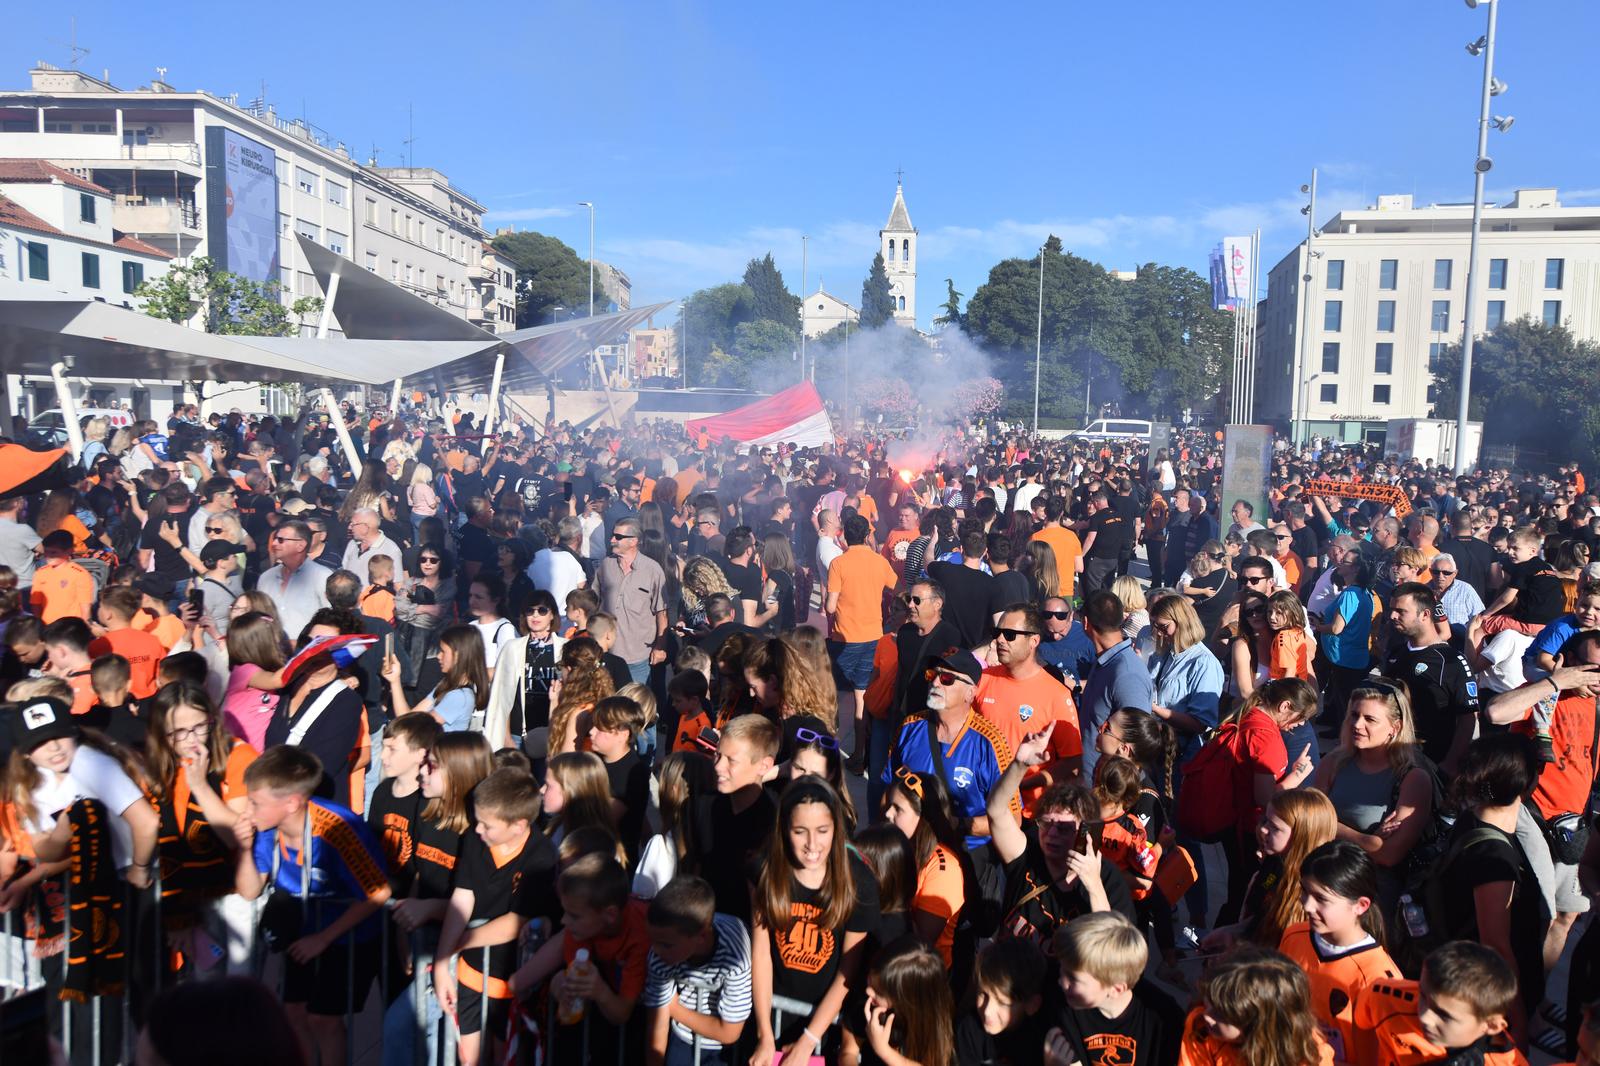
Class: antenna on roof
402,103,416,169
52,17,90,69
368,143,382,167
245,80,266,115
155,66,168,81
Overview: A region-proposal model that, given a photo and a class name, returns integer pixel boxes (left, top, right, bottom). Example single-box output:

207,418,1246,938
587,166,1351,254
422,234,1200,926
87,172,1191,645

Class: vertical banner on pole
1222,425,1274,533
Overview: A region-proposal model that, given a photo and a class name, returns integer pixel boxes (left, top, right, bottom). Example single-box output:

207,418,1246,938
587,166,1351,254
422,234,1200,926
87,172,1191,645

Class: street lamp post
801,235,809,383
1454,0,1507,475
1032,245,1044,435
1291,170,1318,449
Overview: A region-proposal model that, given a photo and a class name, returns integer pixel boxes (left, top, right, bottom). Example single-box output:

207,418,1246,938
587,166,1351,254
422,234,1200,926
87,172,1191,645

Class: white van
26,408,134,447
1073,418,1152,443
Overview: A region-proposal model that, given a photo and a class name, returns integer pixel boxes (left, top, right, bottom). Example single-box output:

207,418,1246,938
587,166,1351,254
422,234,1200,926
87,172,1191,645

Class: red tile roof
0,159,107,195
0,194,171,260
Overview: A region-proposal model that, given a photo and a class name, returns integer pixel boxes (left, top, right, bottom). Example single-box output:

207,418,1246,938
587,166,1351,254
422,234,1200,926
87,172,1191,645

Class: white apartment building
0,63,510,333
1254,187,1600,441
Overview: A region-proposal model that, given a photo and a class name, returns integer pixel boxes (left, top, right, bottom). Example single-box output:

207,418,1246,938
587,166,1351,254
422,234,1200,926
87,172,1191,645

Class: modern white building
1254,187,1600,442
800,286,859,338
881,181,917,327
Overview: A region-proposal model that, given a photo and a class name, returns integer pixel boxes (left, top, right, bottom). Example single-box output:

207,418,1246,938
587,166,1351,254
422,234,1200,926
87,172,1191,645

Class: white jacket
483,633,567,749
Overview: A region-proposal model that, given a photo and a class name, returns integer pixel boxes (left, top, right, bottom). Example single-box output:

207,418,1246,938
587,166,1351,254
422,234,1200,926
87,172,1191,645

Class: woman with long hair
396,540,456,675
1228,589,1273,700
406,463,438,543
538,751,620,856
632,749,715,898
1146,594,1226,763
1202,788,1339,951
35,489,90,551
861,938,956,1066
383,623,490,732
1180,945,1331,1066
1022,539,1061,609
222,611,288,751
881,765,968,969
745,636,838,731
784,723,859,833
1181,538,1237,640
752,777,879,1066
1313,544,1376,735
546,637,615,756
638,525,682,633
1112,574,1150,646
712,630,758,726
481,590,567,752
496,539,535,621
1313,683,1434,907
680,555,736,632
758,531,798,634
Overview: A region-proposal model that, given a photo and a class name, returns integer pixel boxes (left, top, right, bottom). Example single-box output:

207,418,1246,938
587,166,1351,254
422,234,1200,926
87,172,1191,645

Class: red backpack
1176,721,1246,842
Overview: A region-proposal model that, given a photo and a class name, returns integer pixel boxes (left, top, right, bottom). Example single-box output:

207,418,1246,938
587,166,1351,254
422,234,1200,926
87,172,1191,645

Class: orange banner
1301,478,1412,519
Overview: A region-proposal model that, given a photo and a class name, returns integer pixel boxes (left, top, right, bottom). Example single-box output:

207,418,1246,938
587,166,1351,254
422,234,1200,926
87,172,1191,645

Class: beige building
881,181,917,326
630,327,675,379
1254,187,1600,441
593,260,631,310
801,286,859,338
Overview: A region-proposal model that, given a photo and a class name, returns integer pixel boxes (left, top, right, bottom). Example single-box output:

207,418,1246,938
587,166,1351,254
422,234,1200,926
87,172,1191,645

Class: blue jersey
884,713,1016,849
253,797,389,937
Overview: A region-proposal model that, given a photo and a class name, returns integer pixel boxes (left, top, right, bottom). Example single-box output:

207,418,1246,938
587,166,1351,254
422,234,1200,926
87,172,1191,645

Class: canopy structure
685,382,833,449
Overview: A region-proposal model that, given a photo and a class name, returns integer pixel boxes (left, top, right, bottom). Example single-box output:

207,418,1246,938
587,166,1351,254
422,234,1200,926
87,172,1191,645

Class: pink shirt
224,664,279,752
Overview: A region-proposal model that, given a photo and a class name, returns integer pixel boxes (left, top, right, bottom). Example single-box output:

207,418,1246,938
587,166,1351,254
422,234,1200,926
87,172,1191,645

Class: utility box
1386,418,1483,469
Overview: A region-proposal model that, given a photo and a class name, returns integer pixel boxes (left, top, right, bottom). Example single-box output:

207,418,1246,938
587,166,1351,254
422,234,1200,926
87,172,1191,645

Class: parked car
25,407,134,448
1071,418,1153,443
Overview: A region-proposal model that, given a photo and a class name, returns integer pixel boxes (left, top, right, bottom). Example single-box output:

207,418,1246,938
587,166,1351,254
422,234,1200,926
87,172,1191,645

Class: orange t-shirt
827,545,897,643
1514,690,1598,820
973,665,1082,814
674,469,704,502
64,669,96,715
881,529,920,579
671,708,714,754
143,612,187,652
1179,1006,1335,1066
864,635,899,720
1269,628,1313,682
360,586,397,624
562,898,652,1002
914,843,965,967
89,627,167,698
1030,526,1083,597
1278,923,1401,1064
1278,550,1305,592
29,560,95,623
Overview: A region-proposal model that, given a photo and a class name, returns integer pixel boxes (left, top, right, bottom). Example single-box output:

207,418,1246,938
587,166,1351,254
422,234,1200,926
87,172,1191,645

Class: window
294,219,319,243
1431,300,1451,332
1326,260,1344,290
390,259,399,281
404,215,413,240
901,239,909,262
436,228,445,252
326,230,347,256
121,261,143,293
390,208,399,234
1488,258,1507,289
889,239,896,260
1373,384,1391,404
79,193,96,224
1427,383,1439,403
404,265,413,285
42,121,71,133
295,167,317,195
1434,259,1452,289
1486,300,1505,330
1544,300,1562,327
1546,258,1564,289
1379,259,1398,290
81,252,99,288
1377,300,1395,332
898,295,906,311
1323,300,1342,332
364,198,377,225
365,252,378,273
1429,342,1446,372
326,181,346,207
1374,342,1393,374
26,241,47,280
279,212,290,236
1321,342,1340,373
298,272,316,297
1319,383,1338,404
276,159,289,186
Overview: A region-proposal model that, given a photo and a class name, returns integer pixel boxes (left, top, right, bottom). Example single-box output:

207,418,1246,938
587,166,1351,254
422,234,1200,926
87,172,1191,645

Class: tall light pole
1032,244,1045,435
578,201,595,387
1290,171,1318,449
1455,0,1509,475
680,298,689,389
801,235,809,383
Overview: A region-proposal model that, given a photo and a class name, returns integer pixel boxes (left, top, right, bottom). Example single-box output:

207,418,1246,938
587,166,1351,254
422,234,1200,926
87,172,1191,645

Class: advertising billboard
1222,424,1274,533
205,127,279,284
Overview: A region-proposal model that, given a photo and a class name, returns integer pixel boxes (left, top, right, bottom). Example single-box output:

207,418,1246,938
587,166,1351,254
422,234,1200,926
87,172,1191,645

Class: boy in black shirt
85,653,148,749
587,695,651,865
432,768,559,1066
366,714,440,896
956,936,1053,1066
587,614,636,690
1048,912,1182,1066
692,714,778,923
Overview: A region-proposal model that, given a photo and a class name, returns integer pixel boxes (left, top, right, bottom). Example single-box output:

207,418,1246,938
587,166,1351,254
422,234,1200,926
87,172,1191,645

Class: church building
801,179,921,336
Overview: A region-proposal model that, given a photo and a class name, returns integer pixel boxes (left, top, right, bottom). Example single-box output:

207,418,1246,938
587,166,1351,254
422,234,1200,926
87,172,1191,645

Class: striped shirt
642,912,752,1049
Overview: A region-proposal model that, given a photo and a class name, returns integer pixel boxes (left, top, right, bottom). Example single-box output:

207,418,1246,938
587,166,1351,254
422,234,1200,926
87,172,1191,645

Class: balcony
114,197,200,236
0,131,201,170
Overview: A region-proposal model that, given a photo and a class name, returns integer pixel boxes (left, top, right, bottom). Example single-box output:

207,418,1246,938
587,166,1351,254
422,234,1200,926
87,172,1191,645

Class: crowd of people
1,399,1598,1066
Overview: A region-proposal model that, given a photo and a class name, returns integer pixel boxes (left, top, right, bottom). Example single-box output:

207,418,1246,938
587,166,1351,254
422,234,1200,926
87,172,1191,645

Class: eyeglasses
271,534,305,544
924,668,972,687
166,723,208,745
1432,569,1456,576
1275,533,1292,541
993,627,1038,643
1043,610,1071,620
1207,552,1226,561
894,765,924,797
794,727,838,750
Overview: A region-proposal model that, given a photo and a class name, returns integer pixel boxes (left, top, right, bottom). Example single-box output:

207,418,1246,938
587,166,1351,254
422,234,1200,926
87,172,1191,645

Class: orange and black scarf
154,769,234,930
62,799,125,1002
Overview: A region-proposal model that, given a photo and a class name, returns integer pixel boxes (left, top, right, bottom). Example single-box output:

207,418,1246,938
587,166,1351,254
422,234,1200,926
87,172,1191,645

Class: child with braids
1096,710,1184,970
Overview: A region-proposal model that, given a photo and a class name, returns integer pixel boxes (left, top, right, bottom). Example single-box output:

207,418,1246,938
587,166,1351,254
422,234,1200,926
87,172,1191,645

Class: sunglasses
420,556,440,564
894,765,924,798
794,727,838,750
525,605,554,616
993,627,1038,642
924,668,972,687
610,533,635,541
205,526,225,534
271,534,305,544
1275,534,1292,541
1043,610,1071,620
1243,575,1270,585
904,594,926,605
1432,569,1456,576
1208,552,1226,561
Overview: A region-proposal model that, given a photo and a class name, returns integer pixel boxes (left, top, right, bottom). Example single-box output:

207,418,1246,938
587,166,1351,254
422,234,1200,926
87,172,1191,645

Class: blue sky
8,1,1599,328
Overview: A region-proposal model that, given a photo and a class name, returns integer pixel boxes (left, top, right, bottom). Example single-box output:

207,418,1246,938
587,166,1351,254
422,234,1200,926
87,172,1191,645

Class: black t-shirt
1052,980,1185,1066
1437,816,1549,1013
601,652,632,691
514,638,560,737
692,789,776,923
457,524,497,578
1085,511,1131,560
999,829,1137,958
79,700,147,750
453,470,488,505
763,852,881,1026
1444,536,1495,601
766,569,796,634
1507,560,1569,625
954,1003,1054,1066
451,829,559,980
926,561,1002,650
140,512,191,584
603,749,651,865
724,560,763,609
992,568,1034,610
411,816,465,901
366,779,424,896
1189,572,1236,641
1382,643,1480,764
1290,525,1322,571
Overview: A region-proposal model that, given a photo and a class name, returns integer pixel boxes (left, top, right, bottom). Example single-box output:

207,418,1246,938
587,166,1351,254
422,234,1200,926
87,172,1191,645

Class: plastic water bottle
558,948,591,1025
1399,894,1428,940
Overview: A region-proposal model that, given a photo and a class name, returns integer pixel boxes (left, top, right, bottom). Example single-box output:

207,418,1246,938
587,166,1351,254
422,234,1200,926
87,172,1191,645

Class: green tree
1117,264,1232,419
934,278,964,331
741,253,800,333
860,252,895,329
135,257,322,336
678,283,753,387
490,231,609,327
1431,317,1600,465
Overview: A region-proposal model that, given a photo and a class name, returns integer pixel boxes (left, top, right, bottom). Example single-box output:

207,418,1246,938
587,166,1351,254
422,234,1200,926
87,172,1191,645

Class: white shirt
31,745,145,869
343,534,405,582
578,512,606,560
258,559,334,639
1306,569,1342,618
816,536,844,592
474,617,519,671
1012,482,1043,513
529,548,586,611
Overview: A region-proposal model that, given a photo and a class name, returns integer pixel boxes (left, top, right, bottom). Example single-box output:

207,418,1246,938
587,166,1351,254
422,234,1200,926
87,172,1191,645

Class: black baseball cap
931,648,984,687
199,541,243,566
9,697,78,751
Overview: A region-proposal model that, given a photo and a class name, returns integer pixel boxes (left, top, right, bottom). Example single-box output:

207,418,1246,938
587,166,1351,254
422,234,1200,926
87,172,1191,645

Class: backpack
1393,824,1506,977
1176,721,1245,842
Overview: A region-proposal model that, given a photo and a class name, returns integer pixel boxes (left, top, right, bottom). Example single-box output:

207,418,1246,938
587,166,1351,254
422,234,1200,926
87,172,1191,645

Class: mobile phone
694,726,721,754
187,588,205,612
0,988,49,1064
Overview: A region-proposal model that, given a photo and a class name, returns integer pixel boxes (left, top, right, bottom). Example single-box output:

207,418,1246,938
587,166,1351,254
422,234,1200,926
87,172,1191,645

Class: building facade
1254,187,1600,441
800,286,859,338
881,182,916,327
593,260,631,311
